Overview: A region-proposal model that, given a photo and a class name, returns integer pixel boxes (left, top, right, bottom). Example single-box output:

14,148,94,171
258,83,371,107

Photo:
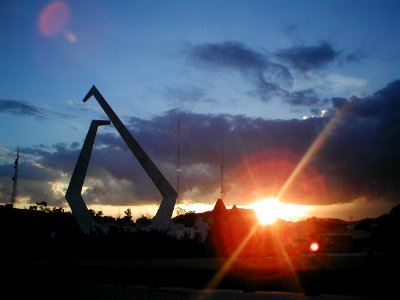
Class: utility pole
11,147,19,204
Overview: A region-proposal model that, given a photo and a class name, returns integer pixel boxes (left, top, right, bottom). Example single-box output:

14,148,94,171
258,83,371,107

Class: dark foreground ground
1,205,399,299
0,254,398,299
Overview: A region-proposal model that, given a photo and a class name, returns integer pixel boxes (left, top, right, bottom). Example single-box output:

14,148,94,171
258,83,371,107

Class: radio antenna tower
11,147,19,204
220,143,225,201
176,117,181,204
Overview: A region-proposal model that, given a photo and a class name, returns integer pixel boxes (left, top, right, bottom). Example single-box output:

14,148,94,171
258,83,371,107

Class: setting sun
252,197,309,225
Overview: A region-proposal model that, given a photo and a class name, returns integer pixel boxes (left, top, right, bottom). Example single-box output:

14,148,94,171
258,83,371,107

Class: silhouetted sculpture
65,120,111,234
83,85,178,231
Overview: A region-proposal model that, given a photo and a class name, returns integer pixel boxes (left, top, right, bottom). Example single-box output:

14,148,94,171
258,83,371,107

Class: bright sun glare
253,197,309,225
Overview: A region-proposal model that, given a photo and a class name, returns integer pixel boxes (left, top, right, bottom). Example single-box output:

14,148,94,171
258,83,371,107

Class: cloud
185,41,347,107
275,42,365,73
0,158,65,206
317,80,400,201
340,49,366,64
275,42,339,71
188,41,267,70
283,24,299,34
0,99,69,119
186,41,292,102
284,89,320,106
324,73,367,92
0,99,47,119
331,97,348,109
2,80,399,209
165,86,212,105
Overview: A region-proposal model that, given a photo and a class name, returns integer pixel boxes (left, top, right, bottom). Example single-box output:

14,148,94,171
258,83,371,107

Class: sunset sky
1,0,399,221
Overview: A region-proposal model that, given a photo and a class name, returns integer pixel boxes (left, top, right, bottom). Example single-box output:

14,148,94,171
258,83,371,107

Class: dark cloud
70,142,80,149
0,99,47,119
275,42,339,71
165,86,211,104
340,49,366,64
188,41,267,70
0,99,69,119
283,24,299,34
331,97,348,109
22,145,79,174
316,80,400,202
185,41,328,106
2,80,399,209
275,42,365,72
284,89,320,106
0,159,65,206
0,161,58,182
343,53,362,64
186,41,292,102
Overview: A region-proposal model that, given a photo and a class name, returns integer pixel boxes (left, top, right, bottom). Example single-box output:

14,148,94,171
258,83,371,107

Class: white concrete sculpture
65,120,111,234
82,85,178,231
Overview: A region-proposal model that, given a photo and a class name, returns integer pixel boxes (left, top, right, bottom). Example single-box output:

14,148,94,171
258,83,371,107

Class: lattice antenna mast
220,143,225,201
11,147,19,204
176,117,181,203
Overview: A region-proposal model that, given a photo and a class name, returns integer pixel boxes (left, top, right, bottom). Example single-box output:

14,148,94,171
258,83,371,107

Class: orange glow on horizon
251,197,310,225
229,149,329,206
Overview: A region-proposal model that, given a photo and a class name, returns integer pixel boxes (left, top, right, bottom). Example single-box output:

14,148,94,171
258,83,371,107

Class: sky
1,0,400,221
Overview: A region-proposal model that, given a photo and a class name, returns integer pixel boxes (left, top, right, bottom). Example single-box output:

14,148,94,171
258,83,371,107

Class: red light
310,242,319,252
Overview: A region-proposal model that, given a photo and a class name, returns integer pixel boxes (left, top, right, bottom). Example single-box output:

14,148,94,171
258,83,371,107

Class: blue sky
1,0,400,220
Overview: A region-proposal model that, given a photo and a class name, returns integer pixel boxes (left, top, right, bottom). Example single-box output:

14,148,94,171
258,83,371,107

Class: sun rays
200,102,352,294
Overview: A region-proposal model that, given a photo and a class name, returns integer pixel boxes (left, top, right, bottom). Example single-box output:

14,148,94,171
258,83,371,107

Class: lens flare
202,102,352,292
38,0,70,37
310,242,319,252
65,31,77,43
277,102,352,201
